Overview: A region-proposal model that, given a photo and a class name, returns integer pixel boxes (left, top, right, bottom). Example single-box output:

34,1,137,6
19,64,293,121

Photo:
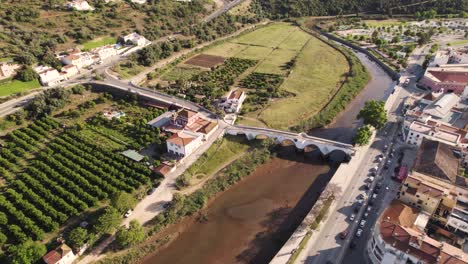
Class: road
203,0,245,22
295,38,430,264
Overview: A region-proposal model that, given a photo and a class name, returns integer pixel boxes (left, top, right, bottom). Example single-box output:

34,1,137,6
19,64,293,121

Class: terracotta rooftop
152,164,172,176
413,138,460,184
378,201,468,264
178,109,197,120
167,131,196,146
228,89,244,100
198,121,218,135
429,70,468,84
43,244,72,264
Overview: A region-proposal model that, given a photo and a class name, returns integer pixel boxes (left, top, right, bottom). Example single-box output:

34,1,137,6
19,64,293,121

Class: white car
369,176,375,182
124,209,133,218
367,206,373,212
363,212,369,219
356,228,364,237
349,214,356,221
372,193,378,200
359,220,366,228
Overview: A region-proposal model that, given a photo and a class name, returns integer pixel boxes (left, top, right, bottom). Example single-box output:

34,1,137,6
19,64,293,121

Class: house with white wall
91,45,118,61
219,89,246,113
122,32,150,47
67,0,95,11
35,65,64,87
166,130,204,158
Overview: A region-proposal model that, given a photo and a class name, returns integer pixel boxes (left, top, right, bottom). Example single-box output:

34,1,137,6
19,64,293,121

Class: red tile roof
167,132,195,146
429,70,468,84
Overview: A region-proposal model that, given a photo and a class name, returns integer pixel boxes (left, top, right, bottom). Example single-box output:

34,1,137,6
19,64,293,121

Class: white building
60,50,98,69
35,65,64,87
60,64,79,79
220,89,246,113
67,0,95,11
43,244,77,264
91,45,118,61
122,32,150,47
0,62,20,80
367,200,468,264
166,130,204,157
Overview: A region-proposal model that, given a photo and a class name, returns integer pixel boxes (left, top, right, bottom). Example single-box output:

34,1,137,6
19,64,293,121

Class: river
141,52,394,264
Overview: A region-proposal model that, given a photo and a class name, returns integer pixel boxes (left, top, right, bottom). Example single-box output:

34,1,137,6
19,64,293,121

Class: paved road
203,0,245,22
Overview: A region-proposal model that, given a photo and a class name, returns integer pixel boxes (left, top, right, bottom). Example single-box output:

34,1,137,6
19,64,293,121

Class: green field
179,136,250,187
203,23,311,75
364,20,406,28
161,67,203,81
82,37,116,50
0,78,41,97
449,39,468,46
248,36,349,129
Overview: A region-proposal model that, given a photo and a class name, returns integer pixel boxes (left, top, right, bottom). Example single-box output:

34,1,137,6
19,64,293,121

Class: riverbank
94,140,274,263
140,149,336,264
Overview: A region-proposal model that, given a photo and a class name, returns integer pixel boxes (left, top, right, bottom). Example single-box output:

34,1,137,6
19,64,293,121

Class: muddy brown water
141,53,394,264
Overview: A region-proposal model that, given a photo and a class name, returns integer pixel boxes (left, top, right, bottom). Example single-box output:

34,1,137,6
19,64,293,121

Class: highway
203,0,245,22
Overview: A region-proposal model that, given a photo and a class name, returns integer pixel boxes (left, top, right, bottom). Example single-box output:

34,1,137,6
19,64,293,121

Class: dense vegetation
0,0,212,63
239,72,285,112
252,0,468,18
0,87,170,261
154,58,257,109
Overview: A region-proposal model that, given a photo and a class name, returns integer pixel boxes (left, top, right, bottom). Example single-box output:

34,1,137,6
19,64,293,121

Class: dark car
350,241,357,249
340,229,349,239
147,188,156,195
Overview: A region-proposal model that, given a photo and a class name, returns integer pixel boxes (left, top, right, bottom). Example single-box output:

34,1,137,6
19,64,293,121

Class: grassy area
112,63,145,79
176,136,250,188
161,67,204,82
250,36,349,129
0,57,13,62
287,231,313,264
448,39,468,46
203,42,247,57
234,23,297,48
203,23,311,75
82,37,116,51
0,78,41,97
364,19,406,28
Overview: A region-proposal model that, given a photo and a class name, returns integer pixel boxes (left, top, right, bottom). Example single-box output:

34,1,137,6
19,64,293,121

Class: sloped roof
43,244,73,264
413,138,460,184
178,109,197,120
429,70,468,84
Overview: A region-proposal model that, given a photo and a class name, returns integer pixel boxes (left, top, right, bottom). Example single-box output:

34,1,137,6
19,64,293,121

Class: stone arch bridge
226,125,356,158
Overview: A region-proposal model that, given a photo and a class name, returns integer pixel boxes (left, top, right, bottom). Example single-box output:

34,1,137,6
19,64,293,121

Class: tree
7,240,46,264
66,227,88,251
111,192,137,213
94,207,121,234
0,212,7,225
357,100,387,129
15,66,38,82
115,220,145,248
0,232,6,247
353,125,372,146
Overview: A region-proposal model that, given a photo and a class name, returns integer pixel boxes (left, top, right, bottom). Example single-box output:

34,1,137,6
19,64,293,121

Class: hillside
0,0,213,63
252,0,468,17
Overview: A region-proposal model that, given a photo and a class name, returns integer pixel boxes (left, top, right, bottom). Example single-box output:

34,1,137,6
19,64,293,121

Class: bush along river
139,50,394,264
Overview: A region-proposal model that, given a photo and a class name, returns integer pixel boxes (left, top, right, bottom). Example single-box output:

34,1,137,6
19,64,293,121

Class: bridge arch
280,138,296,147
324,149,351,164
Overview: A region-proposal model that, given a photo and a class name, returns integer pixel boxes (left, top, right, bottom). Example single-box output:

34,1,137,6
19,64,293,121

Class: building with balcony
367,200,468,264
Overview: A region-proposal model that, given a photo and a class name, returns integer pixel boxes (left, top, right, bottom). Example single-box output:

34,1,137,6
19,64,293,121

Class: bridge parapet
225,125,355,157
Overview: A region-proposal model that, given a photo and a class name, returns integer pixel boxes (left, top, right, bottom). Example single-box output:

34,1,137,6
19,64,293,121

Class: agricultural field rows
0,89,167,250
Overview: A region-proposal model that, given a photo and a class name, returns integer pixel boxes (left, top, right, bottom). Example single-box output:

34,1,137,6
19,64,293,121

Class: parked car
356,228,364,237
372,193,378,200
359,220,366,228
147,188,156,195
350,241,357,249
357,194,365,200
369,176,375,182
340,229,349,239
124,209,133,218
365,182,371,190
349,214,356,221
363,212,369,219
367,206,373,212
